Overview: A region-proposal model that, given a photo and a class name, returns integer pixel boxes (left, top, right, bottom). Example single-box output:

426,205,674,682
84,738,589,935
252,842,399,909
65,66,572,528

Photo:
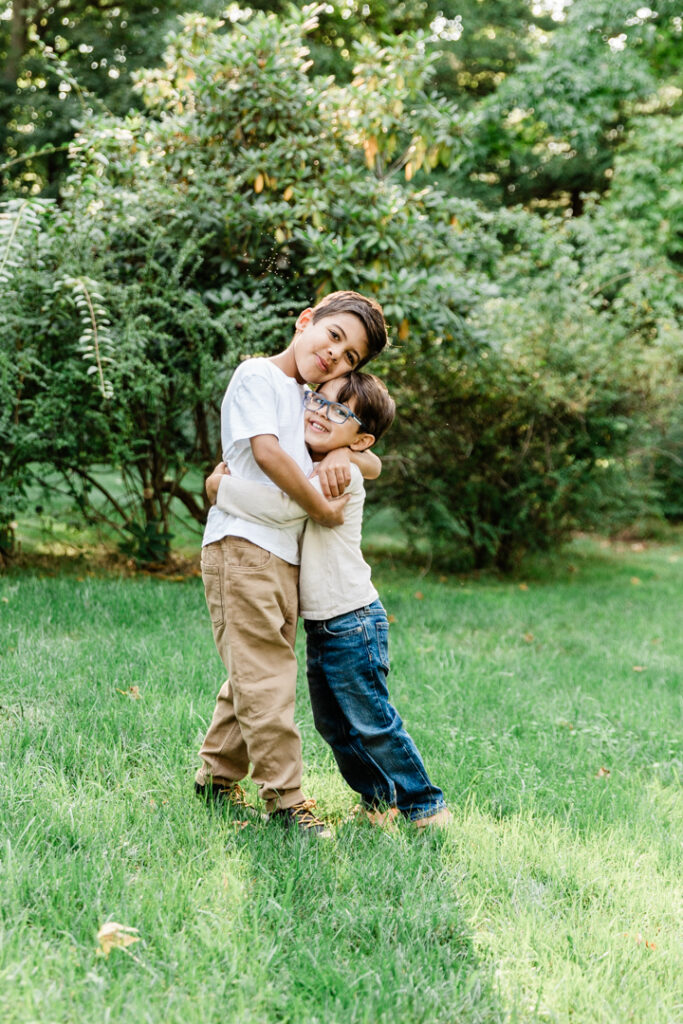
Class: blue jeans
304,600,446,821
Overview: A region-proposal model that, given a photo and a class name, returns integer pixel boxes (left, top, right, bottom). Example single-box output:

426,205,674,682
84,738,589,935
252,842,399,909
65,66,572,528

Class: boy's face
293,310,369,385
304,378,368,455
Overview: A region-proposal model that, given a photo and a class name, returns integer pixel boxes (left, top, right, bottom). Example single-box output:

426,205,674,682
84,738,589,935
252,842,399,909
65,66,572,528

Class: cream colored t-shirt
202,358,312,565
215,464,378,620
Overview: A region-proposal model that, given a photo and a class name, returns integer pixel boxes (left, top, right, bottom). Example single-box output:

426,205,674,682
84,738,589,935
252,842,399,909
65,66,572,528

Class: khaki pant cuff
265,789,306,813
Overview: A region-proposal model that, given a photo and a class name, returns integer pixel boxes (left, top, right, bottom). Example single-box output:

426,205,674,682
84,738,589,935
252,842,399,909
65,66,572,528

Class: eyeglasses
303,388,364,430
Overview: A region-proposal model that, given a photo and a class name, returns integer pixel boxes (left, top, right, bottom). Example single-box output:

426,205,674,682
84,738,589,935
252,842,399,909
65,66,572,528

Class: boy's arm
315,447,381,499
251,434,348,527
212,472,308,529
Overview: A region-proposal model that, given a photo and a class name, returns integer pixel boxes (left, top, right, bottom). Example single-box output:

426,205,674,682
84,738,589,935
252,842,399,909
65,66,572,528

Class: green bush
1,5,681,568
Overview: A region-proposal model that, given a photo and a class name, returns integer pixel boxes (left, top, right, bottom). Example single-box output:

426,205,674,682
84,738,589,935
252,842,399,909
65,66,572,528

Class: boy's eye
346,351,357,366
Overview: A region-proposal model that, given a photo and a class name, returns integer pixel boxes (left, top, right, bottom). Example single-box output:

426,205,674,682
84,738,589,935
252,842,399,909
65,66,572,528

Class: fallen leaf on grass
96,922,140,957
630,576,641,586
117,685,141,699
413,591,424,600
522,632,534,643
518,583,529,591
596,766,611,778
632,666,646,672
624,932,657,950
387,614,397,624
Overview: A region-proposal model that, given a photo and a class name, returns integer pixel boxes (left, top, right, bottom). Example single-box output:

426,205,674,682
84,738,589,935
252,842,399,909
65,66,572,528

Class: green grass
1,535,682,1023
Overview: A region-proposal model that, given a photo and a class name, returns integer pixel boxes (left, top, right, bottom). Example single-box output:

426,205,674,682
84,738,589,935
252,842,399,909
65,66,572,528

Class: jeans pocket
324,610,363,638
375,621,390,671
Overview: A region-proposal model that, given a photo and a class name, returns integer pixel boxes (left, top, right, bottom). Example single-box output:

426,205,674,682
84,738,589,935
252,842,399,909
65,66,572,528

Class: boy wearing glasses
206,373,450,830
196,292,388,836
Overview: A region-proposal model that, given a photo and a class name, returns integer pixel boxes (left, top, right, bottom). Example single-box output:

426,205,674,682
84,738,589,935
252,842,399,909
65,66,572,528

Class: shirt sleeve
224,365,281,444
216,474,310,529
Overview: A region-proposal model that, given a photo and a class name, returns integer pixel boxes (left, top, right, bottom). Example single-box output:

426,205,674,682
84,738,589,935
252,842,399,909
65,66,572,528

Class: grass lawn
1,533,681,1023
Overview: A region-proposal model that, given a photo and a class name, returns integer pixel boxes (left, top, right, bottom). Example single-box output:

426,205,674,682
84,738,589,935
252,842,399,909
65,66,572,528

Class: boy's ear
349,432,375,453
295,307,314,331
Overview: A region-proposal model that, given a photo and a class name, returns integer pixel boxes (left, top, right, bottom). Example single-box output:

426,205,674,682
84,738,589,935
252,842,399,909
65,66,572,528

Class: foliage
449,0,683,211
0,197,54,559
0,0,225,196
1,3,682,567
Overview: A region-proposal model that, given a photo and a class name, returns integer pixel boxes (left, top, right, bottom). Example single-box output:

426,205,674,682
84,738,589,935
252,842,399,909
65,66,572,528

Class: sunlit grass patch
1,534,681,1022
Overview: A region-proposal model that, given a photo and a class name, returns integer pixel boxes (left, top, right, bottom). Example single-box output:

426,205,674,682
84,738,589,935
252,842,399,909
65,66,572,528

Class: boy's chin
307,441,332,455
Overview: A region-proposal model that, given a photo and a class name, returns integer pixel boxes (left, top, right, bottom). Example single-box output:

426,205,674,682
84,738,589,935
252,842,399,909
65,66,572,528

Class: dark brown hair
311,290,388,365
335,372,396,443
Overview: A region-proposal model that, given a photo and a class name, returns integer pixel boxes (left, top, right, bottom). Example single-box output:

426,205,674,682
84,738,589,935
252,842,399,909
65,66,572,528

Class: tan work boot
352,804,400,829
412,807,453,830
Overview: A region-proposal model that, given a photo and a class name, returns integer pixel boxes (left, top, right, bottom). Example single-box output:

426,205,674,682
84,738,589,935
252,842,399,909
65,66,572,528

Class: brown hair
311,290,388,366
335,372,396,443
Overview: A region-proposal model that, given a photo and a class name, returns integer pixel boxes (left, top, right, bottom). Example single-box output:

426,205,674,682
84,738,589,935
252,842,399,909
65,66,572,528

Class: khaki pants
197,536,304,812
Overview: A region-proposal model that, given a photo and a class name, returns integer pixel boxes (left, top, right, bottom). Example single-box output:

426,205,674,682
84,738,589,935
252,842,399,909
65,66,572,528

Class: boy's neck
270,345,303,383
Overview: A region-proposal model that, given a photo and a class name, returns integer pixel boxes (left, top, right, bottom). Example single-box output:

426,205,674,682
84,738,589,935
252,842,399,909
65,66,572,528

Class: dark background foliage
1,2,681,566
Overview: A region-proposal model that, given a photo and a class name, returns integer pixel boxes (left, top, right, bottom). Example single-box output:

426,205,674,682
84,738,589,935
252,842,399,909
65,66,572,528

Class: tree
0,0,225,196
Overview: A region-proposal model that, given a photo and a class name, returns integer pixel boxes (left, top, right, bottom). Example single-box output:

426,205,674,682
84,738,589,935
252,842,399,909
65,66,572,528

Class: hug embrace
195,290,450,836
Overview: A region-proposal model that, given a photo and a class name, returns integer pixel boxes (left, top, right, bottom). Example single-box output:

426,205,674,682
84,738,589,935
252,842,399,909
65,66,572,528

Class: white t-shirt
215,464,378,620
202,358,312,565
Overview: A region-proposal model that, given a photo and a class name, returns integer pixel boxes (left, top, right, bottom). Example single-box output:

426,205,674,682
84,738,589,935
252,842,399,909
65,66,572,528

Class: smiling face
293,310,369,385
303,378,367,456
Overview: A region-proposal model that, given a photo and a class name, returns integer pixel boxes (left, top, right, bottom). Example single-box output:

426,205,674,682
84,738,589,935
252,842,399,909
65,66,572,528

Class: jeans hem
403,800,448,822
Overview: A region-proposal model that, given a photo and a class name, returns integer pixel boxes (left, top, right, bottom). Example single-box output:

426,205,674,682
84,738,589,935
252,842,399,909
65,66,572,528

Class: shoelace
217,782,254,809
291,799,325,829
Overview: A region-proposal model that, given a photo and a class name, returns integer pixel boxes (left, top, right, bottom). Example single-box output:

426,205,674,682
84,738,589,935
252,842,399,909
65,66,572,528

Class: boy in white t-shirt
206,373,450,830
196,292,388,836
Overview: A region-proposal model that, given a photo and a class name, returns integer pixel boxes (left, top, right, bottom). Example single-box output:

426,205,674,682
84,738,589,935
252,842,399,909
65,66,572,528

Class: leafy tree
451,0,683,210
2,3,680,568
0,0,225,196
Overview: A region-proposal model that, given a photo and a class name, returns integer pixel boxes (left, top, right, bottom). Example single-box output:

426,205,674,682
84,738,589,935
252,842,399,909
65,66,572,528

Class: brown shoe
268,799,332,838
412,807,453,830
352,804,399,829
194,778,254,811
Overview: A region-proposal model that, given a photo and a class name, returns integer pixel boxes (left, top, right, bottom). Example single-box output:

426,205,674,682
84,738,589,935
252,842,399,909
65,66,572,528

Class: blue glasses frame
303,389,365,430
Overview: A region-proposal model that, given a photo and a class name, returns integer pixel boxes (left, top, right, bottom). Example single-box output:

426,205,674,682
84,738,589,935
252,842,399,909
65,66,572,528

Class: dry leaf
97,922,140,957
387,614,397,624
116,686,141,699
518,583,529,591
596,766,611,778
283,185,294,201
363,136,378,169
414,591,424,600
632,666,646,672
522,632,534,643
630,576,641,585
254,173,264,194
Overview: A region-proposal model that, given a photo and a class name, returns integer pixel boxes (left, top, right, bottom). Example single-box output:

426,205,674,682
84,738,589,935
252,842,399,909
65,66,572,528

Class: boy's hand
205,461,229,505
312,493,350,528
313,448,352,499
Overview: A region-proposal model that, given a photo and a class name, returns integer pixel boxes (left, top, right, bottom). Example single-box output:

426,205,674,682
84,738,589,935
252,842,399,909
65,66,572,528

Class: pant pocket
374,621,390,672
202,563,224,626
